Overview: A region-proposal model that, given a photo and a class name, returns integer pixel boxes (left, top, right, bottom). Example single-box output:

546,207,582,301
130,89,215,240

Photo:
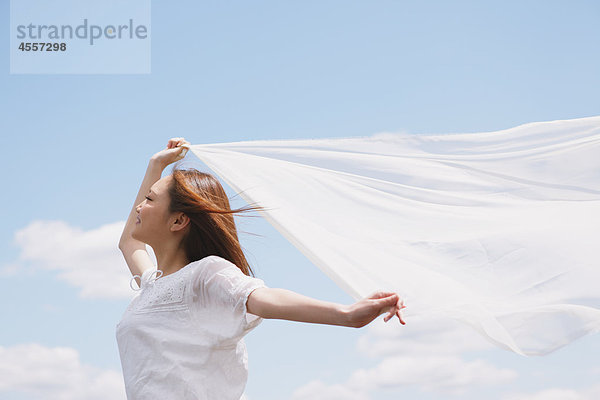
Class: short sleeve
191,256,268,337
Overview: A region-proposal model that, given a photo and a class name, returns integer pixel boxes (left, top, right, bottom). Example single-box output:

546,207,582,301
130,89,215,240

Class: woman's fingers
385,306,405,324
165,138,191,161
383,304,393,322
364,291,406,324
397,298,406,324
383,300,398,322
385,307,400,323
397,309,406,324
167,137,187,149
383,297,406,324
368,291,397,300
381,296,398,318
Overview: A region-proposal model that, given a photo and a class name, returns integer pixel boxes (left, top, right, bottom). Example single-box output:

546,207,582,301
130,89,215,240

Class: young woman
116,137,406,400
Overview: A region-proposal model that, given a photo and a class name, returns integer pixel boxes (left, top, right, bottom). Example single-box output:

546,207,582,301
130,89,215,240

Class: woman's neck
154,245,190,277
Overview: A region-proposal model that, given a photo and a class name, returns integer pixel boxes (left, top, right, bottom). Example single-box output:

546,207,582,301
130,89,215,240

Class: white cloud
291,353,516,398
503,389,581,400
357,313,495,357
502,385,600,400
7,219,147,299
291,380,371,400
350,354,516,395
292,316,517,398
0,343,125,400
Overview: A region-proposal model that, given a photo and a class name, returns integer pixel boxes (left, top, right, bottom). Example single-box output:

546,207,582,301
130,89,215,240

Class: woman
116,137,406,400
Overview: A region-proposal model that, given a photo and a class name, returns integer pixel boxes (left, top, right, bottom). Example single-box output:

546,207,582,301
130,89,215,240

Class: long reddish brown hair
167,165,265,277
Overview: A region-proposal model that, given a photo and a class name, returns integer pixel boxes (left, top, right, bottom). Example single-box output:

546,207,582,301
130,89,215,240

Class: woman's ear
170,212,190,232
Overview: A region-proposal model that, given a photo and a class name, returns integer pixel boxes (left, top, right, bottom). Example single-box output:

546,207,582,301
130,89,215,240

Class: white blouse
116,255,267,400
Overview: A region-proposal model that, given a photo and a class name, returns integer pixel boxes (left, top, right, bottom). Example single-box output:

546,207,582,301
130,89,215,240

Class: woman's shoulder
188,255,237,282
194,255,234,270
186,255,226,271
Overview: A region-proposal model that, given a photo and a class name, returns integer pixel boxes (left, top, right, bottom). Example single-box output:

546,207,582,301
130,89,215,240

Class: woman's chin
131,230,142,242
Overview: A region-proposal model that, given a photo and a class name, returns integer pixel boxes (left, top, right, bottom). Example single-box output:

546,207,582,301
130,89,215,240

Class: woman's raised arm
118,160,164,249
118,137,190,279
118,159,165,279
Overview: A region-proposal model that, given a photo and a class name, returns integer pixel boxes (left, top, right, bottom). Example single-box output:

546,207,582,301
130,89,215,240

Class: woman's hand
150,137,191,168
343,291,406,328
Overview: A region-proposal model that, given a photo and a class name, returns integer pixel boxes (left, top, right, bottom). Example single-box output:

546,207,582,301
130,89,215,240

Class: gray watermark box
10,0,151,74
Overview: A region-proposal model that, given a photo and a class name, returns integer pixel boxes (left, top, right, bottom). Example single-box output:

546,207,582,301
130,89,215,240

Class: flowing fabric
188,116,600,356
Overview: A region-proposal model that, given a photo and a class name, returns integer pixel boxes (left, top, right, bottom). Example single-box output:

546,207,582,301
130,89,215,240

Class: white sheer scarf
188,116,600,356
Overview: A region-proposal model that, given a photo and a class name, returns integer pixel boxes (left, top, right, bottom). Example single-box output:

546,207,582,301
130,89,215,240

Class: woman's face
131,175,173,246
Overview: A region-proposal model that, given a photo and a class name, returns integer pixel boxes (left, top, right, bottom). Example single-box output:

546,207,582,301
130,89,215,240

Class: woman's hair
167,165,265,277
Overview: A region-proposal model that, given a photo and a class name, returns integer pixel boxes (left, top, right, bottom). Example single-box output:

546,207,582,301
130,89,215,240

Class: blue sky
1,1,599,399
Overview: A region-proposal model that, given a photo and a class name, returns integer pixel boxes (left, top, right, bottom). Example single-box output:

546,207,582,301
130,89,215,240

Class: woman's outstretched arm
246,287,406,327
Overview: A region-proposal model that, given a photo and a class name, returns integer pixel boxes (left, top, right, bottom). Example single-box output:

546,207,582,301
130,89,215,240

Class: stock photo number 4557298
18,42,67,52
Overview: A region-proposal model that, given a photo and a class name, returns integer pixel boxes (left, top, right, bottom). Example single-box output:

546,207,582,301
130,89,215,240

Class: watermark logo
10,0,151,74
16,19,148,46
